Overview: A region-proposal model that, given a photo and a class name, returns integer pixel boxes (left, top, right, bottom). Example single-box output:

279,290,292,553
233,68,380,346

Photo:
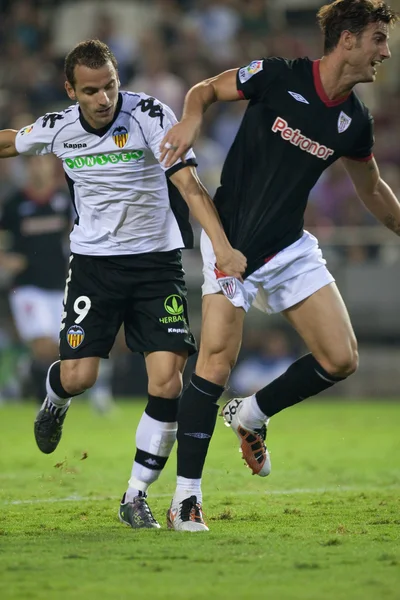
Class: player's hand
159,117,201,168
215,249,247,282
0,252,27,275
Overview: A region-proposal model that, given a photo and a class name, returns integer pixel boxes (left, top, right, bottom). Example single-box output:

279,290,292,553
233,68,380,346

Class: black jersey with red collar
213,57,374,277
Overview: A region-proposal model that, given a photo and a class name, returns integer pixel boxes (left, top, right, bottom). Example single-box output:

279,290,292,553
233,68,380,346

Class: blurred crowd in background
1,0,400,402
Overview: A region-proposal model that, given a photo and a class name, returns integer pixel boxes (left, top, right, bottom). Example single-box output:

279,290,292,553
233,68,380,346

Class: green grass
0,399,399,600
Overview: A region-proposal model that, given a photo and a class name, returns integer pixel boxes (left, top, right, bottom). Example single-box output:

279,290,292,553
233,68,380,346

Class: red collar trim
312,60,351,107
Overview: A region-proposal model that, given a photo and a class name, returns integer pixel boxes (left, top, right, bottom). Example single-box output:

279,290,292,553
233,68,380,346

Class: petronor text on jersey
272,117,334,161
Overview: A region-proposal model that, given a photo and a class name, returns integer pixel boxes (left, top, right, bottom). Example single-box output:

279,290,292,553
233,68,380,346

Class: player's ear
65,80,76,101
342,30,355,50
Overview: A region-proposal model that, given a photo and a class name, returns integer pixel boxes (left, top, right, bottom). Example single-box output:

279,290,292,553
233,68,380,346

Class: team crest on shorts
67,325,85,349
337,111,352,133
218,277,236,299
112,126,128,148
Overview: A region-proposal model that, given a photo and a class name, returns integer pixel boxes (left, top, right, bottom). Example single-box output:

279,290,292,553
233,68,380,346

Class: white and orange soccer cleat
167,495,209,532
221,397,271,477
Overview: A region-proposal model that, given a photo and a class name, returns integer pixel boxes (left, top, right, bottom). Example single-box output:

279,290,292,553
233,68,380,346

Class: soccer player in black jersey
160,0,400,530
0,155,71,401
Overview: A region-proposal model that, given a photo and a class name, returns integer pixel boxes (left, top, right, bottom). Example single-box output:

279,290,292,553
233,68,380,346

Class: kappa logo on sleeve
239,60,263,83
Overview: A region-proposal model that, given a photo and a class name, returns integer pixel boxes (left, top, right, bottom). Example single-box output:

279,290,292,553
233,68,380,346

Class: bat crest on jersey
272,117,334,161
337,111,352,134
113,126,129,148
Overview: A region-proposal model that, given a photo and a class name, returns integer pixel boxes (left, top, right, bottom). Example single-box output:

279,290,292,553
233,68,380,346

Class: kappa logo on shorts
67,325,85,349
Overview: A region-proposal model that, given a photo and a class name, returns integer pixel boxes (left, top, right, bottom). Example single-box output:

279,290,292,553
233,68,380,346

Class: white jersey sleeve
135,95,196,170
15,108,75,156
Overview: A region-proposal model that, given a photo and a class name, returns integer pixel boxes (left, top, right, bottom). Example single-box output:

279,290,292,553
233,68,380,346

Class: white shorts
9,286,64,342
201,230,335,314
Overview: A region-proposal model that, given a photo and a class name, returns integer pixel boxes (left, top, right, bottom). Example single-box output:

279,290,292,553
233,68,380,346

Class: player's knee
196,353,236,387
321,347,359,378
149,372,183,399
61,365,98,395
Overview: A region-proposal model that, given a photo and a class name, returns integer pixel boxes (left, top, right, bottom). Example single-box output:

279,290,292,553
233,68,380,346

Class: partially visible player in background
0,39,246,530
160,0,400,531
0,155,70,402
0,155,114,412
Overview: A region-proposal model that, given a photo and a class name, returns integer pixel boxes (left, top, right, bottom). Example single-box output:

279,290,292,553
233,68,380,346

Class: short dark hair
317,0,398,54
64,39,118,87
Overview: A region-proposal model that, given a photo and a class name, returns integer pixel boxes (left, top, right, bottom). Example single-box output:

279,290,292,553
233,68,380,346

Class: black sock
177,373,224,479
30,359,50,402
255,353,346,418
48,361,83,399
145,394,179,422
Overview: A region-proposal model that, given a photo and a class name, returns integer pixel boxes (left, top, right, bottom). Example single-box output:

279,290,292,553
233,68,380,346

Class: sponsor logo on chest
64,150,144,169
271,117,334,160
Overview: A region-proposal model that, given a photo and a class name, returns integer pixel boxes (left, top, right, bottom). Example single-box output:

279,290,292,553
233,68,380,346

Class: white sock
174,476,202,505
239,394,268,430
45,362,71,412
126,411,177,501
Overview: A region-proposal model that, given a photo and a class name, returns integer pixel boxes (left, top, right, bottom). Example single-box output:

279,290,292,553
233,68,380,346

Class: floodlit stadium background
1,0,400,399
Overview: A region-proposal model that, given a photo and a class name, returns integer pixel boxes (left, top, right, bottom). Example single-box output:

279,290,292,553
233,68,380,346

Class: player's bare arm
342,157,400,235
160,69,240,167
0,130,19,158
169,165,246,279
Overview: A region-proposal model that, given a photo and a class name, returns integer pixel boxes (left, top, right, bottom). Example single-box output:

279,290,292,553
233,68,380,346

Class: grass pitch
0,399,399,600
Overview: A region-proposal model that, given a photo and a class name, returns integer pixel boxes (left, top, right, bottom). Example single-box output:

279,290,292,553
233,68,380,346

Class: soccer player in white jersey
0,39,246,529
160,0,400,531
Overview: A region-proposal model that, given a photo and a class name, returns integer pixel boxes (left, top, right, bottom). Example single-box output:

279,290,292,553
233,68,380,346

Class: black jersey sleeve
236,57,289,101
345,112,374,161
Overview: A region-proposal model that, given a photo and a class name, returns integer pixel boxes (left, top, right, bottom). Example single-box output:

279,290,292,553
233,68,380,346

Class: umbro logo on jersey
64,142,87,149
288,91,309,104
338,111,352,133
272,117,334,161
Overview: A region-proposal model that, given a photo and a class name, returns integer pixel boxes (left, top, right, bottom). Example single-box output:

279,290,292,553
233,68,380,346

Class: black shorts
59,251,197,360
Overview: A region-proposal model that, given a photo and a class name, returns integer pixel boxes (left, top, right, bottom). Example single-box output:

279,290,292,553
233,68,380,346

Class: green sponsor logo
65,150,144,169
159,295,185,324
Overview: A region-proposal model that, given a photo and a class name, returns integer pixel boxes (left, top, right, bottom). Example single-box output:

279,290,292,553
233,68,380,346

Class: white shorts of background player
9,286,63,342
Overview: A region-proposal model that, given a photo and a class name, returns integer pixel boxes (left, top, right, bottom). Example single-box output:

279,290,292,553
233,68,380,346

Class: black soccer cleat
119,493,161,529
34,397,70,454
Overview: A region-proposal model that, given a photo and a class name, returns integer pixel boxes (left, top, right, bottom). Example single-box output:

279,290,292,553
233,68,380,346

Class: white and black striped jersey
15,92,196,256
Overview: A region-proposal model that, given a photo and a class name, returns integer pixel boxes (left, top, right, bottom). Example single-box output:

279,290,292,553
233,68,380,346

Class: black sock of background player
256,354,346,418
177,373,224,479
30,359,50,402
